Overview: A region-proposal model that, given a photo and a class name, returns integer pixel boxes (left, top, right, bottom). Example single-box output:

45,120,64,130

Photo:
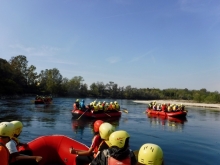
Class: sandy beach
133,100,220,109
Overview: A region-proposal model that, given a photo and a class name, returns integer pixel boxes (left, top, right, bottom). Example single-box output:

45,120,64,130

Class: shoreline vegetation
133,100,220,109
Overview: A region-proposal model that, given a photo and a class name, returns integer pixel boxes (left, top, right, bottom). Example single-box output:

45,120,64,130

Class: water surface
0,97,220,165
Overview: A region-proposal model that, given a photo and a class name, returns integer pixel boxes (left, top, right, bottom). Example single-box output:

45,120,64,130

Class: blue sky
1,0,220,92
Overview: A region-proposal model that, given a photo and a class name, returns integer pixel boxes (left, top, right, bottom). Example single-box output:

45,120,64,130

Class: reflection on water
147,114,187,131
71,117,120,135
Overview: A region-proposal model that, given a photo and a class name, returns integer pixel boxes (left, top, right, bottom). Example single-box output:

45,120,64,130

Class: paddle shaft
104,112,111,117
77,109,89,120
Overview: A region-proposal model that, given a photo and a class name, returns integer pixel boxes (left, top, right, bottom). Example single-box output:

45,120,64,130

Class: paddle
121,108,128,113
104,112,111,117
133,150,139,159
77,109,89,120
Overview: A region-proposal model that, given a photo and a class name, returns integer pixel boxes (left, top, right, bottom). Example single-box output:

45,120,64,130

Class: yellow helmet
99,122,115,140
76,99,79,102
0,122,14,139
114,101,117,104
109,130,130,148
11,121,23,135
138,143,163,165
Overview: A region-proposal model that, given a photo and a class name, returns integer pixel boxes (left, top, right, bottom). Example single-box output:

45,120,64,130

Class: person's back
91,130,137,165
70,120,104,165
80,100,86,110
0,122,14,165
7,121,42,165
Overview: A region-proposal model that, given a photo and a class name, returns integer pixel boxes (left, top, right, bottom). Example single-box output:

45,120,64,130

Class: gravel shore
133,100,220,109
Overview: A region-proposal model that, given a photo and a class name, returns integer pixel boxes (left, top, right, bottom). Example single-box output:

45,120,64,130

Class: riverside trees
1,55,220,103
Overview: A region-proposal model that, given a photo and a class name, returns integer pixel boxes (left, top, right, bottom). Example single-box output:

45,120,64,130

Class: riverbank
133,100,220,109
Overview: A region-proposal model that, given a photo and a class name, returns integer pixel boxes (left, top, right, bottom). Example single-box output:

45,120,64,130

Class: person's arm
69,146,94,156
15,155,42,162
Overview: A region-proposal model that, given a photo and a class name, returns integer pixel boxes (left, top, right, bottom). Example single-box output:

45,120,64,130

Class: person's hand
36,156,42,162
69,147,78,154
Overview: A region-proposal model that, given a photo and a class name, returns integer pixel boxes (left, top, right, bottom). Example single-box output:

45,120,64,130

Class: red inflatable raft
18,135,89,165
146,108,187,117
71,109,122,119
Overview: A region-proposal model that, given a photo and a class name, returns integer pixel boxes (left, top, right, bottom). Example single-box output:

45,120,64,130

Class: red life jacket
103,149,131,165
0,139,10,165
108,156,131,165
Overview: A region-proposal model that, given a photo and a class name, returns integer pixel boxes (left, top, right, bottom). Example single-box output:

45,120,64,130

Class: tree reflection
71,117,120,135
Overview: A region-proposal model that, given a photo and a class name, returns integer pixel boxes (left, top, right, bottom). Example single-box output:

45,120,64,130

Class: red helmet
93,120,104,133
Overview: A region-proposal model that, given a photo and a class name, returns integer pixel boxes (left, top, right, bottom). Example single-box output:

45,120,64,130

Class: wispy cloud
128,49,155,63
9,44,61,57
106,56,121,64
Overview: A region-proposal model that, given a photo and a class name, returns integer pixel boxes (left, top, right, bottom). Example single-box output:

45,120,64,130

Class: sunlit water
0,97,220,165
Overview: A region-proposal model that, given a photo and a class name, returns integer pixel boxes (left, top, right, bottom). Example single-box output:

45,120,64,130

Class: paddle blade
122,110,128,113
133,150,139,159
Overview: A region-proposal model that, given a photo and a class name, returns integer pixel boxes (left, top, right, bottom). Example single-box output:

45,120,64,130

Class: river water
0,97,220,165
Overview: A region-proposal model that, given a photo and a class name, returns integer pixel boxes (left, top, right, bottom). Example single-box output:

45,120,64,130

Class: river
0,97,220,165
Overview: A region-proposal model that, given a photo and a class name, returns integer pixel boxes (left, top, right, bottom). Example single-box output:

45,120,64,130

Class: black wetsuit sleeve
90,151,107,165
130,150,137,165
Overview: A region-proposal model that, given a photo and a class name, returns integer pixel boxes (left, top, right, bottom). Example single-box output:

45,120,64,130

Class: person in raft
73,99,80,110
97,122,115,153
90,130,137,165
137,143,164,165
0,122,14,165
10,121,33,156
5,122,42,165
69,120,104,165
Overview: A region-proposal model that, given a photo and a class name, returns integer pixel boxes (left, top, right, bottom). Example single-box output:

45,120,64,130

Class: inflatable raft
71,109,122,119
18,135,89,165
34,99,52,104
146,108,187,117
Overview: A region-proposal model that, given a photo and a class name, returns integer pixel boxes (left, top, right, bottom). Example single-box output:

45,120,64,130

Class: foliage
1,55,220,103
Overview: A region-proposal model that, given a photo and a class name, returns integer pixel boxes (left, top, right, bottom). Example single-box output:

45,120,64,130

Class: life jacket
99,105,103,111
104,105,108,111
0,140,10,165
111,104,116,110
108,104,112,110
91,135,102,157
115,104,119,110
103,149,131,165
93,106,98,111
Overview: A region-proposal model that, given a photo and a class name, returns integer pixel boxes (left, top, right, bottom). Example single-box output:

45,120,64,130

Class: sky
0,0,220,92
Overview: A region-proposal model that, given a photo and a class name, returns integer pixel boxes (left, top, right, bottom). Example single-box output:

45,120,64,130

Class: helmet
99,123,115,140
11,121,23,135
138,143,163,165
82,99,84,102
110,102,113,104
109,130,130,148
76,99,79,102
0,122,14,139
93,120,104,133
114,101,117,104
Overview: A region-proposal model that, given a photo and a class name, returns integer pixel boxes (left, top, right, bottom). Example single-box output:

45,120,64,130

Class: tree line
1,55,220,103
